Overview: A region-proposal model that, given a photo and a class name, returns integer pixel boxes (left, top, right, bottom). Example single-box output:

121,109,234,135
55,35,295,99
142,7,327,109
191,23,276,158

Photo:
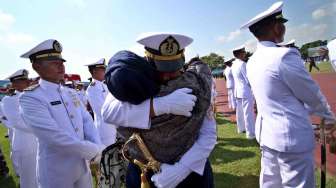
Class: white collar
93,79,103,84
40,79,61,91
257,41,277,48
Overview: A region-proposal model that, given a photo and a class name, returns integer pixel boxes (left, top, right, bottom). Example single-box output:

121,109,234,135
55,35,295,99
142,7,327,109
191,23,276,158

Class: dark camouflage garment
119,61,212,164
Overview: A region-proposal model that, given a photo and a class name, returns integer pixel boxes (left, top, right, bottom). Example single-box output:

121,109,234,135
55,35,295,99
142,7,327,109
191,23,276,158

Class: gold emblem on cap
159,36,180,56
53,40,62,53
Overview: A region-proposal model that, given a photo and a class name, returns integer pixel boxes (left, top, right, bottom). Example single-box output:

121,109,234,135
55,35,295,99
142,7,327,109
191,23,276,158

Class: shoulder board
24,84,40,91
90,81,96,86
8,93,16,96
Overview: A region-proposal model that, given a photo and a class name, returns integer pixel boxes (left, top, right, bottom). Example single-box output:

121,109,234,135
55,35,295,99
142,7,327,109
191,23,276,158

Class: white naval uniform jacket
0,101,10,127
1,92,37,155
223,67,235,89
246,41,334,153
102,93,217,175
77,89,89,106
19,79,103,185
86,79,116,146
231,59,253,99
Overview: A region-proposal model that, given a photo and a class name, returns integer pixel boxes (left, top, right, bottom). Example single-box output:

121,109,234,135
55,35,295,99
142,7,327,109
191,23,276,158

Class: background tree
200,53,225,70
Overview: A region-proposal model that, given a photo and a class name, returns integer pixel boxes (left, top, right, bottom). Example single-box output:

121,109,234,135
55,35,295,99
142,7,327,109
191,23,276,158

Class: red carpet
215,73,336,176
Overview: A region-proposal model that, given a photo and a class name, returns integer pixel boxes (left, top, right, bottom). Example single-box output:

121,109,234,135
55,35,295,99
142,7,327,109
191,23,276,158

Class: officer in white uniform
1,90,20,176
223,59,236,110
85,59,117,146
241,2,336,187
74,81,89,106
19,39,106,188
231,46,255,139
102,33,217,188
1,69,38,188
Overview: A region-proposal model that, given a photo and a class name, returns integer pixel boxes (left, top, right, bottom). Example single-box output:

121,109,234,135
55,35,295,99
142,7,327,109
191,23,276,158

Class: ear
273,22,282,36
273,22,285,43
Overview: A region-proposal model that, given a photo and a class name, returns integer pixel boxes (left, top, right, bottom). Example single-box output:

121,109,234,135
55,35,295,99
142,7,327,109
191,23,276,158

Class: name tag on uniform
50,101,62,105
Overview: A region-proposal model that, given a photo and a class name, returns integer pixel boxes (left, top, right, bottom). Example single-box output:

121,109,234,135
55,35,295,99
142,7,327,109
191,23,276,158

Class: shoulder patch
24,84,40,91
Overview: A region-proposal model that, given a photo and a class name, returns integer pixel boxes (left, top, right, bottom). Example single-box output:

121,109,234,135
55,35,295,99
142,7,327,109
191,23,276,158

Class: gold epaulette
24,84,40,91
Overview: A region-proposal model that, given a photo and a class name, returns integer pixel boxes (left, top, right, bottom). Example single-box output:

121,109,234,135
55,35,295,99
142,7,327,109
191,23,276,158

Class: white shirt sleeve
102,93,151,129
0,99,13,129
280,49,335,119
2,96,33,133
241,63,250,87
178,116,217,175
80,102,102,145
20,94,103,160
86,85,105,116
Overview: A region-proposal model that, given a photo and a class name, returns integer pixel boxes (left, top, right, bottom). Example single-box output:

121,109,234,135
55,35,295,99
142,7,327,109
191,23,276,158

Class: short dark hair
250,19,278,38
188,56,201,64
88,66,94,74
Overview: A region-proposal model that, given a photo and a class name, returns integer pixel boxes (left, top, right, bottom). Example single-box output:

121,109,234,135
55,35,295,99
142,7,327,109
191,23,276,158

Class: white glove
91,144,106,164
153,88,197,117
151,162,192,188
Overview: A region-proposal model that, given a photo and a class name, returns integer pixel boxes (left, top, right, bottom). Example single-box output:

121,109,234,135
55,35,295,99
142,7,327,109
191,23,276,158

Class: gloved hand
151,162,191,188
153,88,197,117
91,144,106,164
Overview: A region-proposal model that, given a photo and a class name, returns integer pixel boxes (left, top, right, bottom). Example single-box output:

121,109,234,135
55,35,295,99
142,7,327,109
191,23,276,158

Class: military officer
85,59,117,146
1,90,20,177
223,58,236,110
241,1,336,187
74,81,88,106
1,69,38,188
19,39,106,188
231,46,255,139
102,33,217,188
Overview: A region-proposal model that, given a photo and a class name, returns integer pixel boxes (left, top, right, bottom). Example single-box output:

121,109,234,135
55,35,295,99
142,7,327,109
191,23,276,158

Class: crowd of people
0,1,335,188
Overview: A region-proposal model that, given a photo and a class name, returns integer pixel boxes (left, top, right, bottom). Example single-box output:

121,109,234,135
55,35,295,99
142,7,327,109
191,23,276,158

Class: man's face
33,60,65,83
11,79,31,91
92,67,106,81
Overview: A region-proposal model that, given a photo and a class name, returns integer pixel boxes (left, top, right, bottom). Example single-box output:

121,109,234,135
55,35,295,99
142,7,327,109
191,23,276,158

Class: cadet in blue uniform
241,2,336,187
19,39,106,188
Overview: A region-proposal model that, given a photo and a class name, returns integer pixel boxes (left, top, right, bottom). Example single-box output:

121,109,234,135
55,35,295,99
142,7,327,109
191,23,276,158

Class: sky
0,0,335,80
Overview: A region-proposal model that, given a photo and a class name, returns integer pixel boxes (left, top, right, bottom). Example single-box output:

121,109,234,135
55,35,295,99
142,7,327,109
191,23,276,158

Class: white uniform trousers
38,162,93,188
236,97,255,138
260,146,315,188
18,152,37,188
227,88,236,110
11,150,20,176
235,98,245,133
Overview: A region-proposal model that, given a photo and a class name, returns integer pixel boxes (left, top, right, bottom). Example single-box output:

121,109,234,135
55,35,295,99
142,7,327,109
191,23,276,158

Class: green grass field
1,114,336,187
306,61,335,74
